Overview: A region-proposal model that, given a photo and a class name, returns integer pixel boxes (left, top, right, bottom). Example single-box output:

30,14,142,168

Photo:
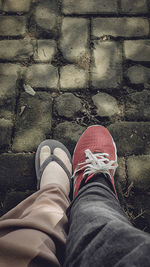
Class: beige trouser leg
0,184,70,267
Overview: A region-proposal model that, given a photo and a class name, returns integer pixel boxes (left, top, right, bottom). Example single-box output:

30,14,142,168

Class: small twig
133,209,145,221
124,182,134,198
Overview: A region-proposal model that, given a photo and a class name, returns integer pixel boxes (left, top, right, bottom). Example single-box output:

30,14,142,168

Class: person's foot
72,125,118,198
35,140,72,197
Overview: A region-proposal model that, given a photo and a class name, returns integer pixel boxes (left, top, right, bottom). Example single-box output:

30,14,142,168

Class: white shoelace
73,149,118,178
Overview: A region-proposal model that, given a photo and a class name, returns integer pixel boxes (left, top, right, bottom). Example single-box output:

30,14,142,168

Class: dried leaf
24,84,36,96
19,106,26,116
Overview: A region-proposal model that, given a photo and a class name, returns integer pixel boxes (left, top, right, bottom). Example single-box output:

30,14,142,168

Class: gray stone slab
12,92,52,152
121,0,148,14
126,65,150,88
25,64,58,89
34,40,56,63
0,16,26,36
54,93,82,118
125,90,150,121
60,65,88,90
115,157,127,193
0,40,34,61
127,155,150,190
92,18,149,38
3,190,35,214
0,153,35,191
0,76,17,120
3,0,31,12
0,63,20,77
0,64,20,120
34,0,58,35
124,40,150,62
92,92,120,117
62,0,118,14
91,41,122,89
60,17,89,63
108,122,150,156
53,121,86,154
0,118,13,147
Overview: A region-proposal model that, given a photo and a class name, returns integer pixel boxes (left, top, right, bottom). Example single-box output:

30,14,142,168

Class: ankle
79,173,115,194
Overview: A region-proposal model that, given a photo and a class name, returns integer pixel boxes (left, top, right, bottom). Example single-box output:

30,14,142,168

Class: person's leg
0,140,72,267
64,126,150,267
65,179,150,267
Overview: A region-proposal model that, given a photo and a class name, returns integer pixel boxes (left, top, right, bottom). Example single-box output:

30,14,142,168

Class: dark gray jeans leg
64,182,150,267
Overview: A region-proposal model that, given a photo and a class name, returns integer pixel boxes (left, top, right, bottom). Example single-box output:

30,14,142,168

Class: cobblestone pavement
0,0,150,231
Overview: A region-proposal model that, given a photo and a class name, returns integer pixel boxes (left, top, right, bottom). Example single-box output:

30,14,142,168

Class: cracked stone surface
91,41,122,89
25,64,58,89
120,0,148,14
127,155,150,190
60,65,88,90
54,93,82,118
92,92,120,117
0,16,27,36
12,92,52,152
125,90,150,120
108,122,150,156
124,40,150,61
126,65,150,87
33,40,57,63
92,18,149,38
0,152,35,189
34,0,59,37
62,0,118,14
0,39,34,61
60,17,89,63
0,0,150,231
53,121,86,154
0,63,20,120
2,0,31,12
0,119,13,147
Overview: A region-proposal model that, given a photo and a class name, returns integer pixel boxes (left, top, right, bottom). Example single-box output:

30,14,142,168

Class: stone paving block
0,76,17,120
0,63,20,118
124,40,150,62
34,40,56,63
3,190,35,214
0,63,20,77
12,92,52,152
127,155,150,190
2,0,31,12
0,16,26,36
108,122,150,156
0,118,13,147
125,90,150,121
62,0,118,14
25,64,58,89
121,0,148,14
54,93,82,118
126,65,150,87
0,153,36,191
60,17,89,63
92,92,120,117
92,18,149,38
91,41,122,89
60,65,88,90
115,157,127,204
34,0,58,36
0,39,34,61
116,157,127,191
53,121,86,154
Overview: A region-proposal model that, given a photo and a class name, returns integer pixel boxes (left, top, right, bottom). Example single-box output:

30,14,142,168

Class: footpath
0,0,150,232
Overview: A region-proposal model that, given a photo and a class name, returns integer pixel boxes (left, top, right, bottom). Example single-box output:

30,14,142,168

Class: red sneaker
72,125,118,198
